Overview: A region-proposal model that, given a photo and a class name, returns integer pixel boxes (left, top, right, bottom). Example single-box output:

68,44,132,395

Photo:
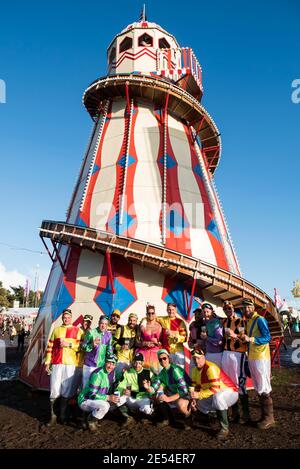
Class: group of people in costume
44,298,275,440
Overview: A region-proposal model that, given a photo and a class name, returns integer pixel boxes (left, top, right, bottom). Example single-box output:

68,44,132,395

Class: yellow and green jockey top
116,367,152,399
246,312,271,361
191,360,238,400
45,325,83,366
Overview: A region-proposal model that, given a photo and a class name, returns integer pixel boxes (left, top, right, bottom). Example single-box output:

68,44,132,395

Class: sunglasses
159,356,168,362
147,312,155,315
112,314,119,317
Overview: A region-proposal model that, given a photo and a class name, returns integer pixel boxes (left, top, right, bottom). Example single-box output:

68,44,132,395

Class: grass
271,367,300,386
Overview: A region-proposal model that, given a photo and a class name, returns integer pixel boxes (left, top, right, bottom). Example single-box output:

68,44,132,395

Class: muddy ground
0,345,299,449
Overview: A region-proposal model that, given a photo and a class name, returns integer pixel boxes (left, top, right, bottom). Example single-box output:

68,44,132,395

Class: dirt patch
0,348,300,449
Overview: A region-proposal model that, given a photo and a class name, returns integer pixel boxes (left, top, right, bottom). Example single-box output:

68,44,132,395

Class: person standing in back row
45,309,83,425
241,298,275,430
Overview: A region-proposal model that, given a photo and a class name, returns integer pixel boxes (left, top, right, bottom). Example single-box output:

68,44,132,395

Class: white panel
71,250,104,328
134,103,162,245
90,100,125,230
119,264,167,325
68,120,102,224
168,115,217,264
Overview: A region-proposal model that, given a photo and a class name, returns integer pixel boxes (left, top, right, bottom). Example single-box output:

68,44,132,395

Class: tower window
138,33,153,47
119,36,133,53
109,47,116,63
159,37,170,49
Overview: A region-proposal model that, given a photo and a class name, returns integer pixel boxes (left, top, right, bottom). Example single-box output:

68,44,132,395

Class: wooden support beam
50,240,66,274
212,289,229,298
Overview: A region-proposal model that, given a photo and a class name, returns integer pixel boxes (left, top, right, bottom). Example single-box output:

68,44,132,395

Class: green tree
0,281,11,308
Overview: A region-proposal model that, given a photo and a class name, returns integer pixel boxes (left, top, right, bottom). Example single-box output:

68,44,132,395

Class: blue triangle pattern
159,154,177,169
77,217,88,228
207,219,222,243
163,282,203,319
108,211,135,236
92,164,100,175
51,283,74,321
95,278,136,316
117,154,136,168
193,163,203,179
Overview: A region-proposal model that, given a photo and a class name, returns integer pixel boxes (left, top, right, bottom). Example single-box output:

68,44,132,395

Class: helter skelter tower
21,12,282,389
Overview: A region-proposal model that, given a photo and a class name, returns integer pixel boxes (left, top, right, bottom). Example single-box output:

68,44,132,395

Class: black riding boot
48,398,57,426
216,410,229,440
60,397,69,425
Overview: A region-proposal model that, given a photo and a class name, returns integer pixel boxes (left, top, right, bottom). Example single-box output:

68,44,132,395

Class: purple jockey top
83,328,113,368
205,317,224,354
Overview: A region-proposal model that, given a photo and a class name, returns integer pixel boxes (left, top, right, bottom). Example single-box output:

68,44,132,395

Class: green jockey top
78,365,116,406
117,367,152,400
82,328,113,368
150,363,190,398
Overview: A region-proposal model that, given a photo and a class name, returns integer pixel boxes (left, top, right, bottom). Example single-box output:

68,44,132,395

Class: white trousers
205,352,223,369
248,359,272,395
126,397,153,415
82,365,97,389
50,364,77,399
170,351,185,369
222,350,247,395
197,389,239,413
79,395,127,420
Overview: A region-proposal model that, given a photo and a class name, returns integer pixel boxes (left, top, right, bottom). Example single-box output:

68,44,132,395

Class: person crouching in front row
143,349,191,428
78,355,126,431
190,348,239,440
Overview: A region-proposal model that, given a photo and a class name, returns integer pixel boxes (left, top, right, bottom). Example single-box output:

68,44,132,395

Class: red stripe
105,101,138,237
183,123,229,270
154,107,192,256
116,48,156,67
80,102,113,227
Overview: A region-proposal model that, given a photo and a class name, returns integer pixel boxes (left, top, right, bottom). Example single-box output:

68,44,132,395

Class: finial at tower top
138,4,147,22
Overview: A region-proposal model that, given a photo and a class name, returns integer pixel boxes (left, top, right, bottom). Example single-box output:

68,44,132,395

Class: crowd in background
0,314,34,350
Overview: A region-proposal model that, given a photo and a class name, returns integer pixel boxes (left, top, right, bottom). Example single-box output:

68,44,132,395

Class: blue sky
0,0,299,304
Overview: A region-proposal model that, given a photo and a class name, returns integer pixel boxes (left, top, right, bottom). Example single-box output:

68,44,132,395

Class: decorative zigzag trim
119,98,134,225
79,100,110,212
162,106,168,245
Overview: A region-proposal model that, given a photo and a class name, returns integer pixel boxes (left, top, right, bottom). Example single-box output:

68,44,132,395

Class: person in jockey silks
143,349,191,428
78,354,125,431
241,298,275,430
116,352,153,423
188,307,205,374
200,303,223,368
157,303,187,369
81,315,113,388
114,313,138,377
45,309,84,425
221,301,251,424
76,314,93,389
190,348,239,440
107,309,121,337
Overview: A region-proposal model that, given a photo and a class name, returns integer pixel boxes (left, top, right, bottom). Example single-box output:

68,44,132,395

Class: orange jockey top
45,325,83,366
191,360,238,400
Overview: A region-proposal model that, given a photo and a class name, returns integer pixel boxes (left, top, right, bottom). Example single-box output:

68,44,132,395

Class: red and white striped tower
20,14,280,389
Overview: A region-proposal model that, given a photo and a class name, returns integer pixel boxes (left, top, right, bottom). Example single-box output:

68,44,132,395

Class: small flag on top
138,4,147,22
